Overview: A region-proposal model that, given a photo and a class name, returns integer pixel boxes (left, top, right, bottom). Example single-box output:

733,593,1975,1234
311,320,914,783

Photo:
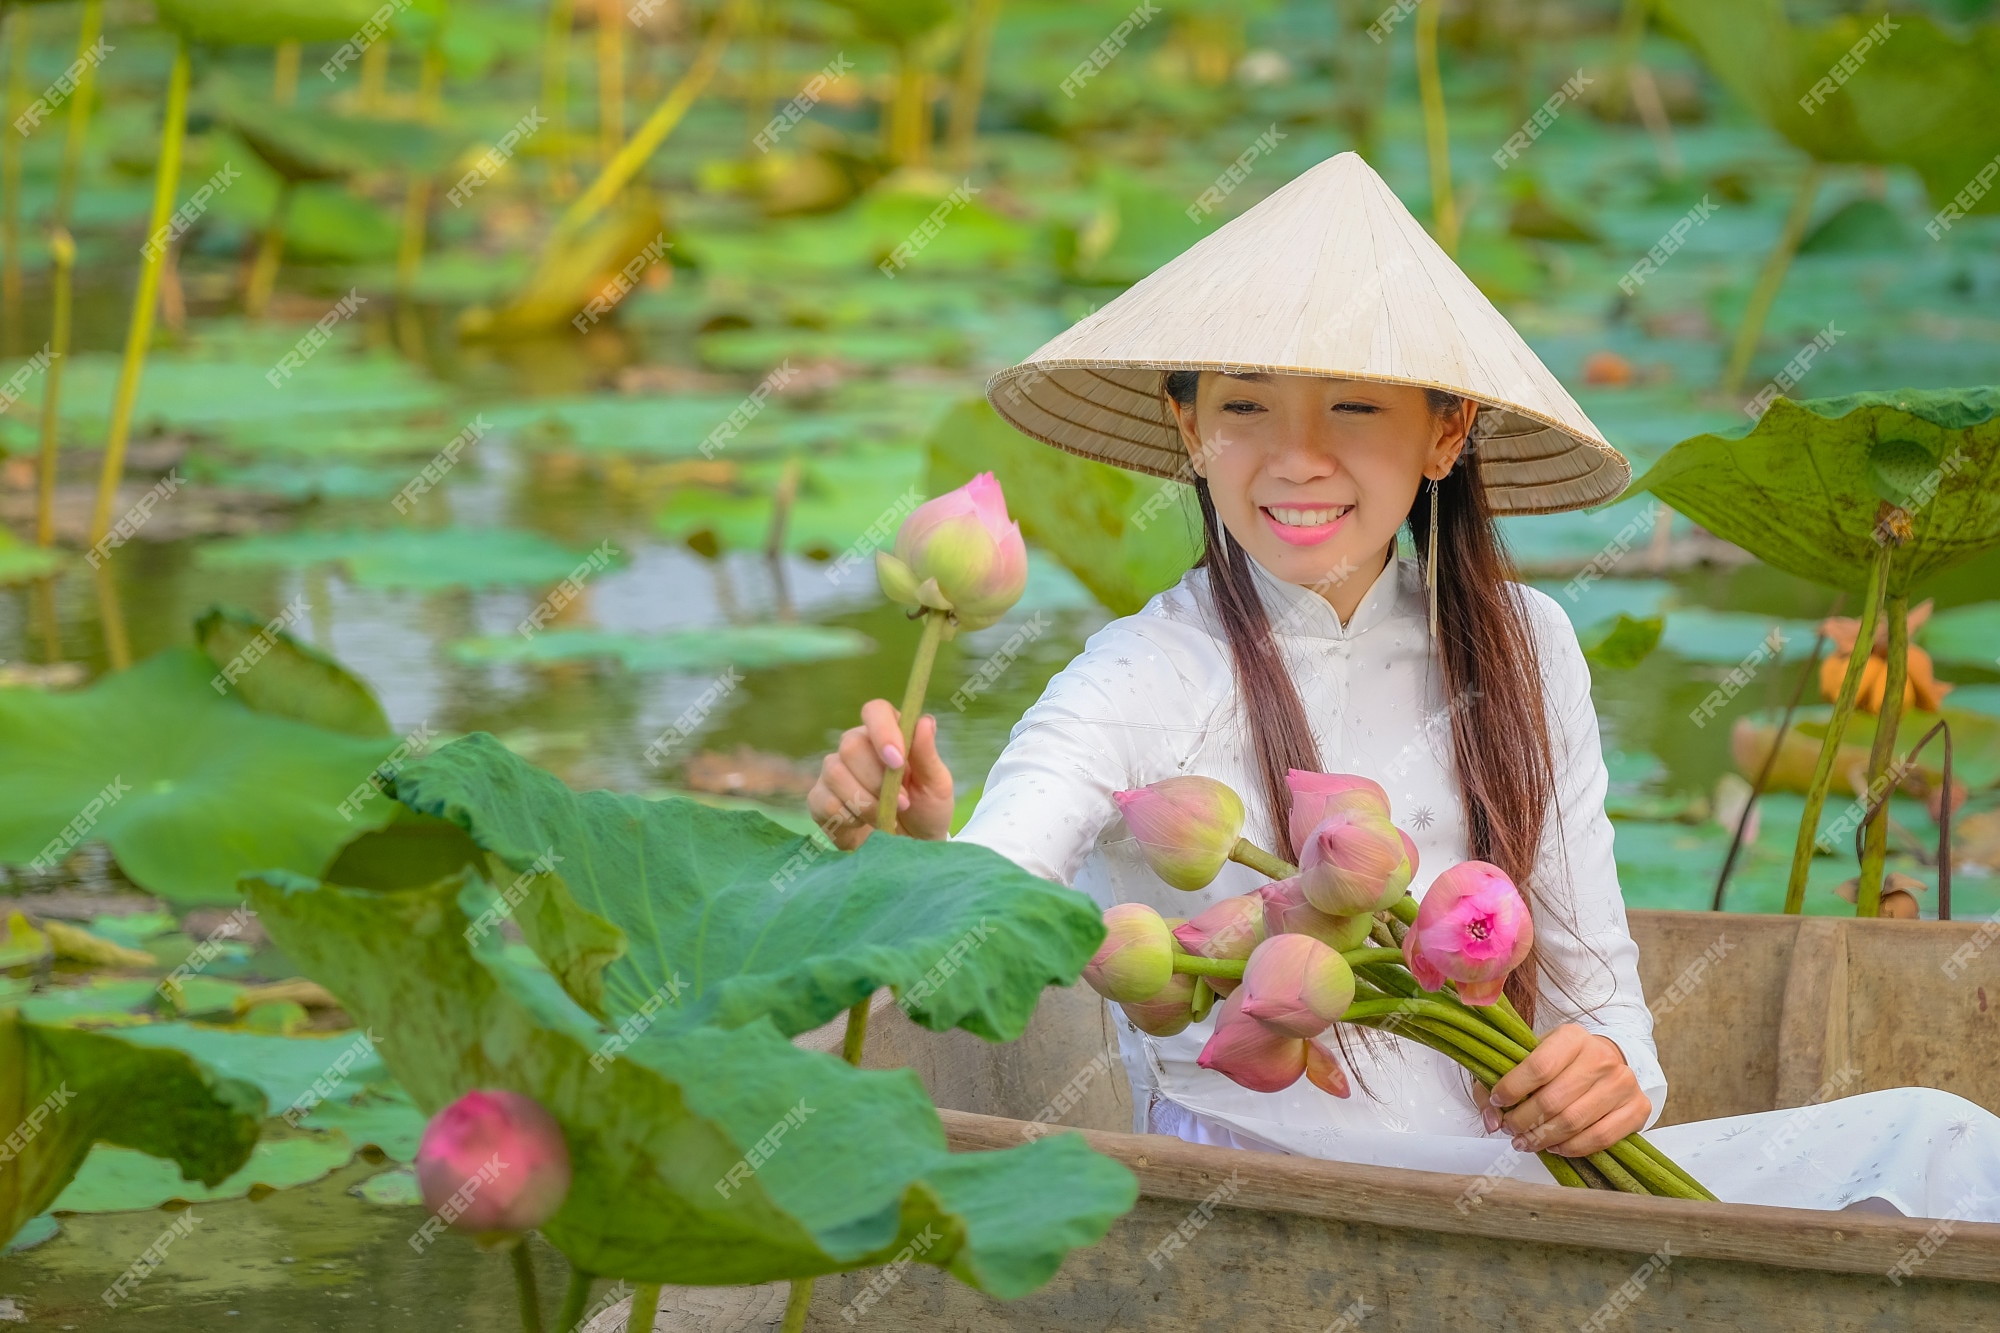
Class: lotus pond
4,0,2000,1326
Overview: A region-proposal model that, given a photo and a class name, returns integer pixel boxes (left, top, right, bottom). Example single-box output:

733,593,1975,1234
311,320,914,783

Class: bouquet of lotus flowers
1086,772,1715,1200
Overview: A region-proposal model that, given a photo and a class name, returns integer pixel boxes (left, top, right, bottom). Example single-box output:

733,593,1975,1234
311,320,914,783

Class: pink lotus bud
1305,1038,1352,1098
1120,970,1198,1036
1238,934,1355,1038
874,472,1027,631
1196,990,1306,1093
1256,877,1373,951
1114,777,1246,891
1082,903,1174,1003
416,1090,572,1243
1296,808,1412,916
1402,861,1533,1006
1286,770,1391,853
1172,893,1266,995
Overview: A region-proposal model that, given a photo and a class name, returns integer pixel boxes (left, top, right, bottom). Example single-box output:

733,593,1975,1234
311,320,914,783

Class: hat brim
985,361,1632,517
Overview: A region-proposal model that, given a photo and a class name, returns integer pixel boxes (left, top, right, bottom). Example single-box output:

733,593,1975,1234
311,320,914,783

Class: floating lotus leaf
204,84,461,181
1920,601,2000,668
242,734,1133,1289
196,605,392,738
0,529,63,586
1629,388,2000,595
0,649,402,903
1,1009,263,1247
660,445,925,558
1580,614,1662,670
450,625,875,673
926,397,1197,616
197,527,618,591
1659,0,2000,214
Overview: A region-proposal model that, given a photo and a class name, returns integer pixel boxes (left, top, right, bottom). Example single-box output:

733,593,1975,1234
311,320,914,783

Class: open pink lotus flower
416,1089,572,1244
1238,933,1355,1039
1256,877,1373,952
1083,903,1174,1003
1197,990,1307,1092
1402,860,1533,1006
1115,776,1246,891
1296,806,1413,916
874,472,1028,631
1121,970,1199,1037
1172,894,1266,995
1286,769,1390,853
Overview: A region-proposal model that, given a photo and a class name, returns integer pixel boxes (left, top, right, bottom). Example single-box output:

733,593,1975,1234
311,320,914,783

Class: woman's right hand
808,698,955,849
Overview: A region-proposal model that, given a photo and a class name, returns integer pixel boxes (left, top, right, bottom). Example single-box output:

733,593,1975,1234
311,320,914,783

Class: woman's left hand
1471,1024,1651,1157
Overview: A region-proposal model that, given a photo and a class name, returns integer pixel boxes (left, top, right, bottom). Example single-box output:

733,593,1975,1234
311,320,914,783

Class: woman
809,153,1999,1216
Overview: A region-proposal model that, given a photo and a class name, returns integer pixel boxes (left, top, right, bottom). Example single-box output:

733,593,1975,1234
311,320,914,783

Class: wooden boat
656,912,2000,1330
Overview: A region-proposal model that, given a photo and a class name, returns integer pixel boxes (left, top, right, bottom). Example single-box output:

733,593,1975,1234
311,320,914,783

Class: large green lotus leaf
205,81,461,179
1659,0,2000,211
50,1135,359,1213
240,865,1136,1289
114,1024,391,1112
449,625,875,673
0,650,401,904
660,446,926,558
386,733,1104,1042
1629,389,2000,595
154,0,426,45
197,527,618,591
697,327,967,374
196,605,392,738
0,1010,263,1247
926,397,1198,617
823,0,954,47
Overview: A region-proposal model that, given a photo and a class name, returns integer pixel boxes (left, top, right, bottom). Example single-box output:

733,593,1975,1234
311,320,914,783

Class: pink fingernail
1481,1108,1500,1133
883,744,905,768
1511,1137,1527,1152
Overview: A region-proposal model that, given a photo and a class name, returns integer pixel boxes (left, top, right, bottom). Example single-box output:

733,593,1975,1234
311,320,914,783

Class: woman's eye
1332,401,1381,414
1220,399,1265,414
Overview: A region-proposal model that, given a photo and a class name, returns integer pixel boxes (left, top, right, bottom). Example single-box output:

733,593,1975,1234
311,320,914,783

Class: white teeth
1267,505,1348,527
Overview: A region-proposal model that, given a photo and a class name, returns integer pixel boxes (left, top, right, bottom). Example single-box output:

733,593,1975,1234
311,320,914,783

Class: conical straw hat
985,152,1627,515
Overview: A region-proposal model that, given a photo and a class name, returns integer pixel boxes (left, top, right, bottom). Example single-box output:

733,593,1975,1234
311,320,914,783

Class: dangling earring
1425,476,1442,648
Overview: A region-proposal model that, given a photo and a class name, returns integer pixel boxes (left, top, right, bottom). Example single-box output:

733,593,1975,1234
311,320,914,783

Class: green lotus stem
1350,1010,1502,1085
542,0,574,195
360,36,390,112
1540,1151,1590,1190
91,35,191,549
1569,1154,1616,1191
1716,621,1831,911
553,0,745,243
273,39,301,105
1369,917,1397,949
1721,160,1821,395
1482,995,1539,1053
1604,1139,1685,1197
245,180,295,318
1629,1132,1719,1202
1784,543,1888,913
396,177,432,297
554,1269,594,1332
885,44,928,166
1352,960,1418,998
56,0,103,226
1406,1015,1514,1075
875,607,949,832
624,1282,660,1333
2,4,26,341
1189,974,1215,1022
1856,590,1908,918
1413,0,1456,257
1386,894,1419,926
597,0,624,160
946,0,1003,169
35,230,73,548
1171,951,1245,980
841,996,870,1065
1586,1148,1647,1195
1227,838,1296,881
1341,997,1531,1066
512,1242,545,1333
1340,947,1408,970
779,1279,812,1333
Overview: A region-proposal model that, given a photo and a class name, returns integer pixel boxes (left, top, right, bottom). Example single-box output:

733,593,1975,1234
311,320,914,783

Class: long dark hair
1166,370,1561,1021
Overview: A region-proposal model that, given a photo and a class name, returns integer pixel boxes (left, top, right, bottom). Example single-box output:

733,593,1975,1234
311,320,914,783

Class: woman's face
1168,372,1474,603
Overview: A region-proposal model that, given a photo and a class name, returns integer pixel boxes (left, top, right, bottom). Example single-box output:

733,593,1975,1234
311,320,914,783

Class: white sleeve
1520,587,1670,1130
955,620,1218,887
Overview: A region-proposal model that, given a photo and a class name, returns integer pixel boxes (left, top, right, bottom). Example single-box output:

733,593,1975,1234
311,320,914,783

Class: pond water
6,0,2000,1321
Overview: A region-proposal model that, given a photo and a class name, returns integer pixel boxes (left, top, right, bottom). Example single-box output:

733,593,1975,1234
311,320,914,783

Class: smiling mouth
1259,503,1353,546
